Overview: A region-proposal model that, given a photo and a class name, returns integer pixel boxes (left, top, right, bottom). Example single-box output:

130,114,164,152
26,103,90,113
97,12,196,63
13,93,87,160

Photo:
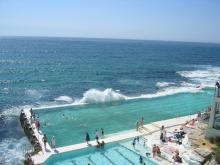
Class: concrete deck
22,108,197,165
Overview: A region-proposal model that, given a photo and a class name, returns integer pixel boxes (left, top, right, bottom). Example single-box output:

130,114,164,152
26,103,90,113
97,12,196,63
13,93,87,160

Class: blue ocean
0,37,220,164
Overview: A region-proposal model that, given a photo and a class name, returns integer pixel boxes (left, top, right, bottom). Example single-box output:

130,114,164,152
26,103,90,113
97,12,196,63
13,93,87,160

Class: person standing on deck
101,128,104,138
35,120,40,132
42,134,48,150
51,136,56,149
136,121,139,131
95,130,99,141
86,132,90,145
140,117,144,128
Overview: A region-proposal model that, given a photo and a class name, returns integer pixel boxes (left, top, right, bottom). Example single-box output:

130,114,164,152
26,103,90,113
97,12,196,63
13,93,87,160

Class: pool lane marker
114,148,135,165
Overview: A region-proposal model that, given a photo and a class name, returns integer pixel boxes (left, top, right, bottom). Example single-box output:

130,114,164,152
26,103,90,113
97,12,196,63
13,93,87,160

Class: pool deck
23,108,196,165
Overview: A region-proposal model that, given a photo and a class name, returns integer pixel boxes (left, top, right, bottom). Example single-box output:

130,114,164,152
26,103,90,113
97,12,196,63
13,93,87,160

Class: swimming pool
36,88,212,147
44,138,157,165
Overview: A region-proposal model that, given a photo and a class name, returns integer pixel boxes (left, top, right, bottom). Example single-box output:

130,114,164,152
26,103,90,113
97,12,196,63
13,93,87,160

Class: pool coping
22,108,196,165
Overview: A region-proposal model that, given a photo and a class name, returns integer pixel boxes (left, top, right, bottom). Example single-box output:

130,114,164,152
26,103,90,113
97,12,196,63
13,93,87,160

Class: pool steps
21,108,196,164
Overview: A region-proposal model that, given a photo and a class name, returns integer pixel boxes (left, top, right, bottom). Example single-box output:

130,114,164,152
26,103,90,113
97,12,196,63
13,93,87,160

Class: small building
206,82,220,138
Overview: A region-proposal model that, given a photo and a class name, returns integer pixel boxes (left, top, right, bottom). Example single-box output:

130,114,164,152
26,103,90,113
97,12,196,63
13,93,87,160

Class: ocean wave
129,86,201,99
79,88,127,104
55,95,74,103
0,137,28,165
156,82,175,87
177,66,220,88
34,86,202,110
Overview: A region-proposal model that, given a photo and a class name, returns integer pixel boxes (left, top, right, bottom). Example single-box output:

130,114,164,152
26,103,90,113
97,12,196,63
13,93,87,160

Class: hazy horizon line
1,35,220,45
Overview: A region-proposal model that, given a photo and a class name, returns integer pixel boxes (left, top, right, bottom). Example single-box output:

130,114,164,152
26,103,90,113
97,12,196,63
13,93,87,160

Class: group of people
42,134,56,150
86,128,105,148
132,136,140,149
152,144,161,157
158,125,184,163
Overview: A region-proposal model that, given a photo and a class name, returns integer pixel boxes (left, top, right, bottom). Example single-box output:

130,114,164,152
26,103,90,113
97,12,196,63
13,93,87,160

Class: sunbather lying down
184,118,197,129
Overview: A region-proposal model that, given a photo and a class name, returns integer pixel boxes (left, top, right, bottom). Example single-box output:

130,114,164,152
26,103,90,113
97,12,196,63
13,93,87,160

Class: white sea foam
177,66,220,88
130,86,201,100
79,88,127,104
25,89,43,99
156,82,175,87
55,95,74,103
0,105,33,118
0,137,28,165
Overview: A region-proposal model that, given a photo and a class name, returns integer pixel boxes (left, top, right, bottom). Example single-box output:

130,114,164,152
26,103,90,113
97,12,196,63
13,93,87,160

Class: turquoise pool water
44,138,157,165
36,88,213,147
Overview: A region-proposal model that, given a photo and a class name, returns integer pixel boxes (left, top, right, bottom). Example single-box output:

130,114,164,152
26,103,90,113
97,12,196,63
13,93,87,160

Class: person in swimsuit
152,144,157,157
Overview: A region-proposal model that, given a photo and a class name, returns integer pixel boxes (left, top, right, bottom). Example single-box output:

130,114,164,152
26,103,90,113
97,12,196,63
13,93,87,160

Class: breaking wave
79,88,127,104
156,82,176,87
131,86,201,99
177,66,220,88
55,95,74,103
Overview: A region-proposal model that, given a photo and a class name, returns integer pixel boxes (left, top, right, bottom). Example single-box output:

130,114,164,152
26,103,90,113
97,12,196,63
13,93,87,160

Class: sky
0,0,220,43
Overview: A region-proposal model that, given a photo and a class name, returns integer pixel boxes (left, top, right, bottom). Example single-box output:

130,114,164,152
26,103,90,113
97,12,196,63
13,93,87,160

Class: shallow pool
44,138,157,165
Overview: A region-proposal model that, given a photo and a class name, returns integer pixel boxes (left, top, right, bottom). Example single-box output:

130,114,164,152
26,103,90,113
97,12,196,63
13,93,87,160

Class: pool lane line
87,155,96,165
114,148,135,165
101,152,116,165
70,159,78,165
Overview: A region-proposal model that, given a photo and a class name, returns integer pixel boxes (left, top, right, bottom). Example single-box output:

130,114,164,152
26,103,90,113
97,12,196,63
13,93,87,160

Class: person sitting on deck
156,146,161,156
190,119,195,126
173,151,182,163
